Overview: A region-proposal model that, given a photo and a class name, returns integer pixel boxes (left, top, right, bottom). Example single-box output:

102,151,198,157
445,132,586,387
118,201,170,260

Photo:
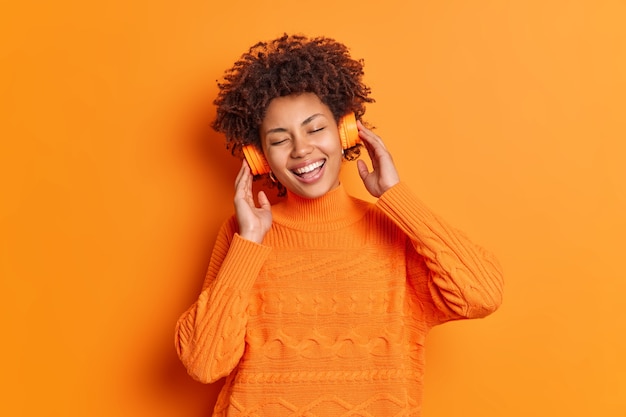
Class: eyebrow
265,113,325,135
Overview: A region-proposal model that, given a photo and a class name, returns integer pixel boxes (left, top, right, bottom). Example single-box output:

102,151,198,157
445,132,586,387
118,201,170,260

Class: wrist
239,229,265,244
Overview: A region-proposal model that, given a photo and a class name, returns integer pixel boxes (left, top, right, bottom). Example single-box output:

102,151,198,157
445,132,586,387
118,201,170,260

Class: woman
175,34,504,416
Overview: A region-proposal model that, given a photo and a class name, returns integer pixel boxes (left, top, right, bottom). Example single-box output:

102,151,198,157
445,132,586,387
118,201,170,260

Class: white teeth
293,160,324,175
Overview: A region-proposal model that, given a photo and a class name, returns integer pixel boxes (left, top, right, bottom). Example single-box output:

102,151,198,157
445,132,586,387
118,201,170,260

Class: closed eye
270,138,289,146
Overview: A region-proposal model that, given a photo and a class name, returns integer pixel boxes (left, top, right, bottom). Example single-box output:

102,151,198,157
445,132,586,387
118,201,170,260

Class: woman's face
260,93,343,199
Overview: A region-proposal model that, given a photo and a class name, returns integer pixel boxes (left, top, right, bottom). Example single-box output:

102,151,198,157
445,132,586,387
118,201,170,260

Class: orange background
1,1,625,416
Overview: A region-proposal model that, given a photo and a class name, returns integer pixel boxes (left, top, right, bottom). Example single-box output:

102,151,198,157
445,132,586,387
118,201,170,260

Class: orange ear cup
242,112,360,176
242,144,271,176
338,112,360,149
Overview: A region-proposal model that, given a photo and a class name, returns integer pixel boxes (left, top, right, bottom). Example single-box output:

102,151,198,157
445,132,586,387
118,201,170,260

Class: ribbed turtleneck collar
271,184,368,232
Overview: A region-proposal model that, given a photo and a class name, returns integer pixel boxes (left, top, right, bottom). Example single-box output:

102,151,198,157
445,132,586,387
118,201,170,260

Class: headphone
242,112,360,176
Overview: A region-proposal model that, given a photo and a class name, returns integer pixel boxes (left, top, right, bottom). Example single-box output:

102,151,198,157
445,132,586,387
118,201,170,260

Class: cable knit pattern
175,182,504,416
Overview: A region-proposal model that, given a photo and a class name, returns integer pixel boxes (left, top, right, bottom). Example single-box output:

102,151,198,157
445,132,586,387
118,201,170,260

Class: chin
288,181,338,199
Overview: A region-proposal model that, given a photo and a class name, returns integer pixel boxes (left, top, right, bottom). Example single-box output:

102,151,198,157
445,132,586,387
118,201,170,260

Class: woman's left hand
356,120,400,198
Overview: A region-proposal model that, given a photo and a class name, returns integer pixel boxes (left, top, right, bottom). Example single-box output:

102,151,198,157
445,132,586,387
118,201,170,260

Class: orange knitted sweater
175,182,503,416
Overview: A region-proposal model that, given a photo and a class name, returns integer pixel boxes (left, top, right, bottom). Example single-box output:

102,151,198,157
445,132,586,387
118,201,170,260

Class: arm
175,218,272,383
377,182,504,323
175,161,273,383
356,121,503,323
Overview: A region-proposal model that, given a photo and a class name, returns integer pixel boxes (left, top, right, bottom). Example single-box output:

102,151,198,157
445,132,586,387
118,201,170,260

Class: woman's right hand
233,160,273,244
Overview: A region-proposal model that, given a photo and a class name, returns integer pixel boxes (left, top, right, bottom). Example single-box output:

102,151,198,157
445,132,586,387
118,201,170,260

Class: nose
290,134,313,158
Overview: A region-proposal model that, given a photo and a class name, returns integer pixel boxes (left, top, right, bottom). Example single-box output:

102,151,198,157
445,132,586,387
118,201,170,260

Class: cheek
327,138,343,157
264,148,287,171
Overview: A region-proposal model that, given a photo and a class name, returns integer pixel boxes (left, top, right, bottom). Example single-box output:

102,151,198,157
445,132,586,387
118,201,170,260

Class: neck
271,184,367,231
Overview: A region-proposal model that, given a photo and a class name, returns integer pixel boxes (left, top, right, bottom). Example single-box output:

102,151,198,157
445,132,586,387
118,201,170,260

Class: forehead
262,93,331,126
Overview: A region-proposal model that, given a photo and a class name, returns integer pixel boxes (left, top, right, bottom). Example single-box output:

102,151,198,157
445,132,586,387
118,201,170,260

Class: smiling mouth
292,160,326,178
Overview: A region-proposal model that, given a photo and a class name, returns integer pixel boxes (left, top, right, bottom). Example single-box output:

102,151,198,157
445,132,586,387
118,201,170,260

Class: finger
357,120,384,144
359,138,381,172
356,128,375,158
257,190,272,211
235,163,254,203
357,122,390,156
235,160,248,190
357,159,370,181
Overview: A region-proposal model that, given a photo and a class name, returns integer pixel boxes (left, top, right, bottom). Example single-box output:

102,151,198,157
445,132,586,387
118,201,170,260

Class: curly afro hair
212,34,375,163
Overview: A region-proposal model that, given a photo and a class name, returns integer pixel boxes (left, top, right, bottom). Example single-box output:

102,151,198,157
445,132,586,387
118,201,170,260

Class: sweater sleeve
175,217,272,383
376,182,504,324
